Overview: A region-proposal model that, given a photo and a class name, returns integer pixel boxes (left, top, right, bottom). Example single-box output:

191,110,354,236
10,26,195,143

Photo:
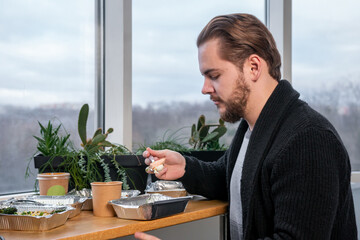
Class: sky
0,0,360,107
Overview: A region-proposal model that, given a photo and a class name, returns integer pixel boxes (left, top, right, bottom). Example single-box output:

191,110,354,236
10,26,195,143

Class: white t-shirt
230,129,251,240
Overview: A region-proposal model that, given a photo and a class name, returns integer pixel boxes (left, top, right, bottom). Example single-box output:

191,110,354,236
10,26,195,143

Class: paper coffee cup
91,181,122,217
37,172,70,196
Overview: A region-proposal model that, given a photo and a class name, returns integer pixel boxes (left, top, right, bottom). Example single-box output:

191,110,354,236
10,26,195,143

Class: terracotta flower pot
91,181,122,217
37,172,70,196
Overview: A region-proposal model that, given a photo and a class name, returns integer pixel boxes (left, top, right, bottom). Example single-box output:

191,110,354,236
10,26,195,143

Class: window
292,0,360,170
0,0,95,194
132,0,265,150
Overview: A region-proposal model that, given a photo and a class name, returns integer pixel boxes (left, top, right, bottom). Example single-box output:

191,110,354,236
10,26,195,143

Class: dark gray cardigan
180,80,357,239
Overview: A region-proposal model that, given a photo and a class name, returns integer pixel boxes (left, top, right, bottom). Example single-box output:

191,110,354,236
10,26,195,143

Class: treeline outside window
131,0,265,152
0,0,95,194
292,0,360,170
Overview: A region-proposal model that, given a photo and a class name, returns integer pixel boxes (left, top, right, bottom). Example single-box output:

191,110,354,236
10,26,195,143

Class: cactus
78,103,115,153
189,115,227,150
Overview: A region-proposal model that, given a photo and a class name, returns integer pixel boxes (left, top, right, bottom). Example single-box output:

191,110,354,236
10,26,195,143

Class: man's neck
244,79,279,130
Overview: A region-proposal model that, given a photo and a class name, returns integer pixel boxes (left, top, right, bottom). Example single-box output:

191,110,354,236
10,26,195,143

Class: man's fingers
143,150,150,158
134,232,161,240
155,167,168,179
146,147,167,158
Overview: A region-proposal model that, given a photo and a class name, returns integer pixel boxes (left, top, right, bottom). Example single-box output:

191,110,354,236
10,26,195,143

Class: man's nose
201,78,214,95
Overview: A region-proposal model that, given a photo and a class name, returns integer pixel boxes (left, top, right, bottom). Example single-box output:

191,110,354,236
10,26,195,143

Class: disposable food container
67,188,93,210
37,172,70,196
109,194,192,220
0,201,73,231
145,180,187,197
66,189,141,211
121,190,141,198
24,195,86,218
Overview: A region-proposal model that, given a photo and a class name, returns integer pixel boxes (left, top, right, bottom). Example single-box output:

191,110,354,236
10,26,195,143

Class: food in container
109,194,192,220
24,195,86,218
145,180,187,197
0,200,73,231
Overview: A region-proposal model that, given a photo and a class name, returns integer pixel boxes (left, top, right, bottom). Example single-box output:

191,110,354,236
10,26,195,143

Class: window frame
4,0,359,196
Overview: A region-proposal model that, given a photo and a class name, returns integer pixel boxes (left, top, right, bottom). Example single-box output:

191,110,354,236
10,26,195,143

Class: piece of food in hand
146,158,165,174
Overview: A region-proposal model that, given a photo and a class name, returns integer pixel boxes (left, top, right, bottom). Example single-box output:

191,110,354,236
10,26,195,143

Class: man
135,13,357,239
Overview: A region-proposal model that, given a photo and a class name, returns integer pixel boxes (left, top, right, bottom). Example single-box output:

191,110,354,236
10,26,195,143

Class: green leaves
33,121,70,156
32,103,132,191
78,103,89,146
189,115,228,150
77,104,115,153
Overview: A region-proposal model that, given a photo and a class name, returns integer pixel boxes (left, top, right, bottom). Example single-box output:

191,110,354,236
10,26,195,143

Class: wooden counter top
0,200,228,240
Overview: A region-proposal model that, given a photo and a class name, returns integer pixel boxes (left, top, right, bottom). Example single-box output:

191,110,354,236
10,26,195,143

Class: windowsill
351,171,360,183
1,170,359,199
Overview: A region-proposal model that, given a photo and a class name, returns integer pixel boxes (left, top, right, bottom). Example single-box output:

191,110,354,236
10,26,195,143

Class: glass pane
0,0,95,194
292,0,360,170
132,1,265,151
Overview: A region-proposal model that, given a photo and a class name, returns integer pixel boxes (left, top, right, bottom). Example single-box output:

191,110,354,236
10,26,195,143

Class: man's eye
209,75,219,80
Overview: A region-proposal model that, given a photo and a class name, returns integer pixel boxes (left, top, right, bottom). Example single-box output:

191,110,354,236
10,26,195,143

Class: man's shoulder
284,99,337,133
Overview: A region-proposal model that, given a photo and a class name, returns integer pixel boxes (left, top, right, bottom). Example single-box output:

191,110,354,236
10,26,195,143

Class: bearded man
136,13,357,240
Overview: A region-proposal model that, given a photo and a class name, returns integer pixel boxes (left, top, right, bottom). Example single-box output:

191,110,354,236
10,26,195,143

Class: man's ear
248,54,261,81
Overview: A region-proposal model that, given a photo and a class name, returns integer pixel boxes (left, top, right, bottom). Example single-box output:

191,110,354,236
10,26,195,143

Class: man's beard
218,76,250,123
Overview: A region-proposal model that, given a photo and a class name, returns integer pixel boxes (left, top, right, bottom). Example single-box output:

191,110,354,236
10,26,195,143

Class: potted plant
135,114,228,162
30,104,148,192
186,114,227,162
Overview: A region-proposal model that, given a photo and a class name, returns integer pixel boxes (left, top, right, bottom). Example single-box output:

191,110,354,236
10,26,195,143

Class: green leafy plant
28,103,136,191
189,114,227,150
135,128,190,154
75,103,131,190
26,120,75,179
78,104,115,153
136,115,228,154
33,121,71,157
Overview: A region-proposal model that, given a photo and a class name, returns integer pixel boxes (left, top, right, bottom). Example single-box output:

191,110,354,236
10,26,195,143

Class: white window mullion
99,0,132,149
265,0,292,82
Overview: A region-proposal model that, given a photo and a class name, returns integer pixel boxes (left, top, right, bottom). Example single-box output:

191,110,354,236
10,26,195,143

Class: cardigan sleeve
263,127,352,239
178,150,228,200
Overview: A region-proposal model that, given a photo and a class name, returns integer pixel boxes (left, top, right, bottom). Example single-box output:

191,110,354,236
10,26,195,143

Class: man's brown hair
197,13,281,81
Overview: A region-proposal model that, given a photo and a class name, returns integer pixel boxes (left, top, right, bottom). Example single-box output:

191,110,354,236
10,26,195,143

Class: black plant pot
34,154,149,193
183,150,225,162
102,155,148,192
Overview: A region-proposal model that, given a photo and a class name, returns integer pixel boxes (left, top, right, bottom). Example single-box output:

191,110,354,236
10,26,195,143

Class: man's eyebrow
202,68,217,76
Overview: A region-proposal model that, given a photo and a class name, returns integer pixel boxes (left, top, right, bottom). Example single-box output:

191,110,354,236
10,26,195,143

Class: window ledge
351,171,360,183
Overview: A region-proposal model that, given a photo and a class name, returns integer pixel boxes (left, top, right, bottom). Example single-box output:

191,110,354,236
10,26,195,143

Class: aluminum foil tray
145,180,187,197
145,189,187,198
24,195,86,218
0,205,73,231
121,190,141,198
65,189,141,211
67,188,93,211
146,180,184,191
109,194,192,220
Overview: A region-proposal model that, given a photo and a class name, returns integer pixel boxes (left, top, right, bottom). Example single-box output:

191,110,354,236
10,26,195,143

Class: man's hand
134,232,161,240
143,147,186,180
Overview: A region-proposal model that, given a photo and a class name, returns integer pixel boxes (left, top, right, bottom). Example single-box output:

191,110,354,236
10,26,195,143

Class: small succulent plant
78,103,114,153
189,115,227,150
